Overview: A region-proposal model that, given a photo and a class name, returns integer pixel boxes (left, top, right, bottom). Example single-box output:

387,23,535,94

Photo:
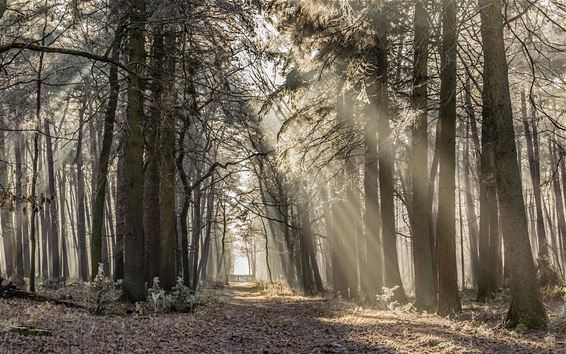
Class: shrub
41,278,66,290
541,285,566,302
145,277,208,314
255,280,287,294
90,264,122,315
375,286,402,310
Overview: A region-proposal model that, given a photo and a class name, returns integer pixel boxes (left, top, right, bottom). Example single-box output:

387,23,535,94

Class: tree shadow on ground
220,294,558,353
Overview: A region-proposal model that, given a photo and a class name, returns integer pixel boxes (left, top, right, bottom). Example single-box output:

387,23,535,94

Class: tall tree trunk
363,30,390,303
376,27,407,303
477,71,498,302
331,89,354,298
463,87,479,287
297,203,314,295
143,26,164,285
550,143,566,269
40,194,48,280
199,180,215,281
14,128,25,284
122,0,147,301
521,91,547,259
0,129,14,278
487,192,500,293
75,96,89,282
159,29,177,290
114,141,126,281
190,185,202,290
29,48,45,292
436,0,461,316
178,147,191,287
57,171,69,279
478,0,547,328
91,25,123,280
44,107,60,280
411,0,436,312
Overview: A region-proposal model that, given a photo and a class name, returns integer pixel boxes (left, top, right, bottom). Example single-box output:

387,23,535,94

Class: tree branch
0,43,131,73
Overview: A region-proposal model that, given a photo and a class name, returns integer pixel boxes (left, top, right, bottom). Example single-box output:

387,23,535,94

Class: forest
0,0,565,352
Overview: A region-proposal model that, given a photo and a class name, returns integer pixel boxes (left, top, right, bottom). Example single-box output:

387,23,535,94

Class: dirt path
0,284,563,353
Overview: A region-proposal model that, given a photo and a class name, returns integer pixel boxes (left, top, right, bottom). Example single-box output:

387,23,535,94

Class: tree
410,0,436,312
478,0,547,328
436,0,461,316
122,0,147,301
375,21,407,304
144,25,164,284
159,28,178,290
521,91,548,259
90,20,123,280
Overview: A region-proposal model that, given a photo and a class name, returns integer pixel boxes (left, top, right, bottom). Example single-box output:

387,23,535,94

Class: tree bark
550,143,566,269
198,178,215,282
29,47,45,292
14,127,25,284
143,26,164,285
122,0,147,301
478,0,547,328
159,29,177,290
411,0,436,312
436,0,461,316
463,85,479,287
75,96,89,282
477,68,498,302
521,91,547,259
190,185,202,290
0,129,14,278
376,27,407,303
91,25,123,280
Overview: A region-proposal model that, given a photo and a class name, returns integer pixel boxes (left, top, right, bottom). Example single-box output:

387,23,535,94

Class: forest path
208,285,559,353
0,284,562,353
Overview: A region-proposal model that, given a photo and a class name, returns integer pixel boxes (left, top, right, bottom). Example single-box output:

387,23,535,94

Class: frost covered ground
0,283,564,353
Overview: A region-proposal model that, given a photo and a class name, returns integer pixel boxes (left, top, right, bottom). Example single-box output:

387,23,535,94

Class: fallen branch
0,277,88,310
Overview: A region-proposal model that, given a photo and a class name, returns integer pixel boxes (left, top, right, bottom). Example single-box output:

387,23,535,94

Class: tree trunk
436,0,461,316
331,90,354,298
477,70,498,302
198,178,215,282
411,0,436,312
0,129,14,278
463,87,479,287
143,26,164,285
478,0,547,328
44,107,60,280
91,25,123,280
57,171,69,279
190,185,202,290
376,28,407,303
521,91,547,259
550,143,566,269
122,0,147,301
14,128,25,284
29,49,45,291
75,96,89,282
559,145,566,267
114,140,126,282
159,29,177,290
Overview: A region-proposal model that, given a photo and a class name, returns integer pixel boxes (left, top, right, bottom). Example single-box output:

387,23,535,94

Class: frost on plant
90,263,122,315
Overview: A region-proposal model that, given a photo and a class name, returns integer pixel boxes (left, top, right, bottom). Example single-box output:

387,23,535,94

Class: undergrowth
142,277,212,314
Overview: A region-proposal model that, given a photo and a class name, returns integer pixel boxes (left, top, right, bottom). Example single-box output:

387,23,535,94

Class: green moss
9,325,52,337
514,311,548,331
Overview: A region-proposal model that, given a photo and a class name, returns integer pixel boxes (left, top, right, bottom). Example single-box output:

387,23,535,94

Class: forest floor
0,282,565,353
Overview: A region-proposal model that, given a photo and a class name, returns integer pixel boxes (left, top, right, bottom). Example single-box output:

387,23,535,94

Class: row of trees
0,0,265,299
0,0,564,330
260,0,564,328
